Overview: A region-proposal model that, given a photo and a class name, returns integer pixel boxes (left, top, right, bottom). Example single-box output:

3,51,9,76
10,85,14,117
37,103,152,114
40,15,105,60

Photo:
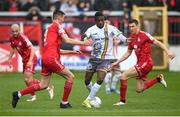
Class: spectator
54,0,62,11
77,0,92,12
36,0,50,11
60,0,78,13
49,3,56,12
26,6,43,21
4,0,21,12
94,0,113,11
21,0,36,11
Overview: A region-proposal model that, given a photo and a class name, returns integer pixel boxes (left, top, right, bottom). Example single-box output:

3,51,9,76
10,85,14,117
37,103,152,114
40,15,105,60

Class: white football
90,96,102,108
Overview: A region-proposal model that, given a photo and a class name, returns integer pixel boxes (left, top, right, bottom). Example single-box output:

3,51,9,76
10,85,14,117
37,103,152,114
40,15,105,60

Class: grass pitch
0,70,180,116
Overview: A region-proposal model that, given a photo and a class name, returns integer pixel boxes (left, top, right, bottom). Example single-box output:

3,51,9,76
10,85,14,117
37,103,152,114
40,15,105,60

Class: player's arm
61,34,92,46
60,49,82,54
8,47,15,66
26,44,35,68
153,39,175,60
111,49,133,68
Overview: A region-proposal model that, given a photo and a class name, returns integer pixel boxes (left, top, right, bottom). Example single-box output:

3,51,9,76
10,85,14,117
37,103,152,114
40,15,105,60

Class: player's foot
106,90,111,94
12,91,19,108
60,102,72,108
47,85,54,99
157,74,167,87
82,99,92,108
26,95,36,102
111,88,120,94
113,101,126,106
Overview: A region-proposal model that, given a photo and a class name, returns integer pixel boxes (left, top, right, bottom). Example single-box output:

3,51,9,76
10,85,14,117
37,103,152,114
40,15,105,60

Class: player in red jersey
8,24,54,101
11,10,91,108
110,19,175,106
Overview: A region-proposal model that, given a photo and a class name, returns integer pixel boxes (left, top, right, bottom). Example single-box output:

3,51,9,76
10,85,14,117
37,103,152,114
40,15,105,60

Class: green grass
0,70,180,116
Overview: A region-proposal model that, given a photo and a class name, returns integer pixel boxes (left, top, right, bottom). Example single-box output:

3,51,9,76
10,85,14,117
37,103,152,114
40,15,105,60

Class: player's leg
82,59,107,108
136,61,167,92
137,74,167,93
111,70,121,94
23,71,37,101
56,67,74,108
82,70,106,108
82,71,95,108
88,70,106,100
12,75,51,108
85,71,95,92
84,58,96,92
114,66,138,106
104,71,112,94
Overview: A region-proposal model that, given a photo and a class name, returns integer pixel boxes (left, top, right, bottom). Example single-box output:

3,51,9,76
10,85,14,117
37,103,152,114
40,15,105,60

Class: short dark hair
53,10,65,20
94,11,105,20
128,19,139,25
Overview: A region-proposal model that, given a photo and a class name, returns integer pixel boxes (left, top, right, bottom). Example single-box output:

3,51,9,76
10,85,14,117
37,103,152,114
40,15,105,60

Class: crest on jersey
134,45,138,49
18,42,22,46
137,38,141,42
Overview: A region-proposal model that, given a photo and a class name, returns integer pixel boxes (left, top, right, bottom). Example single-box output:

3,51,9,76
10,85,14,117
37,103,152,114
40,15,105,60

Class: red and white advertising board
0,44,18,72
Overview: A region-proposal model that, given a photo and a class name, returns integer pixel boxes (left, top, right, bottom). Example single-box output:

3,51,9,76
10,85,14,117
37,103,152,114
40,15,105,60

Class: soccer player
82,11,127,108
8,24,54,101
11,10,90,108
111,19,175,106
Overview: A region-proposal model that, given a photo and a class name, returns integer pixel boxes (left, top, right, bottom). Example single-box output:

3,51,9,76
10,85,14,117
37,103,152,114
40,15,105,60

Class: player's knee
136,88,143,93
121,73,127,80
66,73,74,82
24,78,31,84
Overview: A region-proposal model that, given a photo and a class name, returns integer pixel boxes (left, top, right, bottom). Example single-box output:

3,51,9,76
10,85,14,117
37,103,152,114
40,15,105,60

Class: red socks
120,79,127,102
62,80,73,102
143,78,158,90
20,83,41,96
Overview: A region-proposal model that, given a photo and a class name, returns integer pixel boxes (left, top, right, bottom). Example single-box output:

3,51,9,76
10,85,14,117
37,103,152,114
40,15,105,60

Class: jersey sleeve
112,26,127,43
128,43,133,50
145,32,155,43
9,38,15,48
84,28,91,40
21,34,32,48
58,25,67,37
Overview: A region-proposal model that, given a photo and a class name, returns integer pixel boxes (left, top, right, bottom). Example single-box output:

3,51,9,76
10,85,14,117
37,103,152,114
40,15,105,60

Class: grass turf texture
0,70,180,116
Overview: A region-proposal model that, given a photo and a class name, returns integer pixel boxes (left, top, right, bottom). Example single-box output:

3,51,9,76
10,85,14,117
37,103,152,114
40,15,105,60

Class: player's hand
168,52,176,60
109,61,119,70
26,61,32,68
127,37,133,43
74,50,82,54
8,58,12,68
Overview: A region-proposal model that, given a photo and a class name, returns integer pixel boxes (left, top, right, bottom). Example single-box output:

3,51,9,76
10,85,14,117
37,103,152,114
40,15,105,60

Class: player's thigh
40,75,51,89
57,67,74,82
122,66,139,80
85,71,95,81
136,79,144,92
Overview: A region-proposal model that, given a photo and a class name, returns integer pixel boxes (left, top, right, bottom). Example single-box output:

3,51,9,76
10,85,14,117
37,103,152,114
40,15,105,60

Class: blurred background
0,0,179,72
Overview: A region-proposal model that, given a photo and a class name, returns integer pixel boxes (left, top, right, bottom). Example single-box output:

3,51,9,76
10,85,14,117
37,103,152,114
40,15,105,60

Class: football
90,96,102,108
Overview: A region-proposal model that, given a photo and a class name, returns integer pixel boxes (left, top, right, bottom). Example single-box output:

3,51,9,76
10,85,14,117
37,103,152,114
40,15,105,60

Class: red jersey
9,33,35,63
42,22,66,58
128,31,155,63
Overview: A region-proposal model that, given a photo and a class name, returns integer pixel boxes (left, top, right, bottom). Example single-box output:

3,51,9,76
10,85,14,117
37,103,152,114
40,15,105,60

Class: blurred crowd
0,0,179,13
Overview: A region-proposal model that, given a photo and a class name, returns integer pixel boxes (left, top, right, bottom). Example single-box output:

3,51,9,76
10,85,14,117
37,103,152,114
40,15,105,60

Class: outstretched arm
153,39,175,60
8,47,15,67
27,45,35,68
60,49,82,54
111,49,133,68
62,34,92,46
